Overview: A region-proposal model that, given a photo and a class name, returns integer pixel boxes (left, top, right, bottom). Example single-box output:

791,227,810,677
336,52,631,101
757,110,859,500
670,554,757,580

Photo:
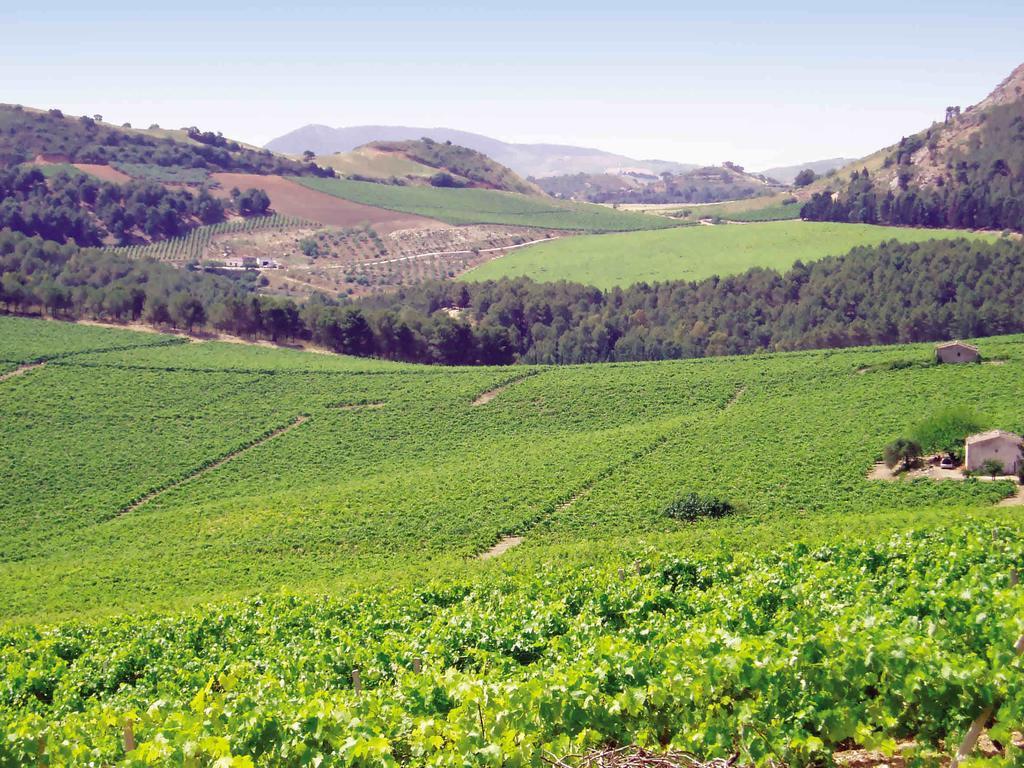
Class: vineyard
291,177,678,232
3,318,1024,765
107,215,310,262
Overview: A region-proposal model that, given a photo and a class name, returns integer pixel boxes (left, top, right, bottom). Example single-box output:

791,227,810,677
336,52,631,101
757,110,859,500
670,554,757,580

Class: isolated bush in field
911,407,985,461
982,459,1006,478
883,438,922,471
663,493,734,521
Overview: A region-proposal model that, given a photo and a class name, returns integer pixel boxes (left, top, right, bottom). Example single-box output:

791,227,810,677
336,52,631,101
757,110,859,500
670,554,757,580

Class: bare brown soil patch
208,173,442,232
337,402,385,411
479,536,523,560
72,164,132,183
0,361,46,382
471,375,531,406
119,415,309,515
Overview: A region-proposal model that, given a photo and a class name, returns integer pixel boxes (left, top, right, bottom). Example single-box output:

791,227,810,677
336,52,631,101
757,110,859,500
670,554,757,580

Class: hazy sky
5,1,1022,169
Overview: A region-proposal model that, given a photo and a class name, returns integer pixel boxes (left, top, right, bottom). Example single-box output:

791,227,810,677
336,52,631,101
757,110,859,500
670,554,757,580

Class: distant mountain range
756,158,855,185
265,125,699,179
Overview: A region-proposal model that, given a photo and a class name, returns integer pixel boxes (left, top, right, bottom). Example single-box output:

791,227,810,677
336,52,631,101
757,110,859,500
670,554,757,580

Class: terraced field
4,317,1024,765
292,177,677,231
463,221,1002,288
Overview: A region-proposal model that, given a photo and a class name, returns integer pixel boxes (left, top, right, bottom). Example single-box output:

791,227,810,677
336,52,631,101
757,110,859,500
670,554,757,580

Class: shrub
663,493,734,522
911,407,985,461
981,459,1005,478
883,438,922,471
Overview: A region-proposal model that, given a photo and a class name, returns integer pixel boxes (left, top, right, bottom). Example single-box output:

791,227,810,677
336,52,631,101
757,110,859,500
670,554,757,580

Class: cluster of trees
0,167,273,245
803,103,1024,232
361,236,1024,364
5,230,1024,367
538,166,779,205
0,104,334,177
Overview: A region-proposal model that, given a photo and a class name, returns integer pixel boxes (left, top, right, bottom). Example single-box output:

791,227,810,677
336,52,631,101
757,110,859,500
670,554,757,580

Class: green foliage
462,221,997,288
910,406,986,460
662,493,733,521
883,437,922,470
981,458,1006,477
726,200,803,221
291,177,677,232
3,524,1024,765
0,104,329,177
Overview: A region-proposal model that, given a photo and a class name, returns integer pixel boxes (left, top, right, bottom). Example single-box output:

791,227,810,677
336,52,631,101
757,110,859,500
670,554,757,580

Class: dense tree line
0,167,279,246
803,102,1024,232
4,229,1023,366
0,104,334,177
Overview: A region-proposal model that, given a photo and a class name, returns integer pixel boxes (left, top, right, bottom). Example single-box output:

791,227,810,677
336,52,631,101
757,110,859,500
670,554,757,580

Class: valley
3,32,1024,767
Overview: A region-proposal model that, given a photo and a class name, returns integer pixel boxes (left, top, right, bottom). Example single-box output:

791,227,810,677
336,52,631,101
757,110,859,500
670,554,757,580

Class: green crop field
462,221,1002,288
4,317,1024,765
291,177,677,232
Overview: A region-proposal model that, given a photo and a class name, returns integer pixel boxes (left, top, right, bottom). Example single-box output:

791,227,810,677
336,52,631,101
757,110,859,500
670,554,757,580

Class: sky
4,1,1023,169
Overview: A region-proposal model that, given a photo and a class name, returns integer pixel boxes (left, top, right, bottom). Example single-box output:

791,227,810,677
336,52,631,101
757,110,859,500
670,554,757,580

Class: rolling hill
320,138,545,195
756,157,854,184
2,315,1024,764
537,163,785,204
802,62,1024,231
266,123,698,178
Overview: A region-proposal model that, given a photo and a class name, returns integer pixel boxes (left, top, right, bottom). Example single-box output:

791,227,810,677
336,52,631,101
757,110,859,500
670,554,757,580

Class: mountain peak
974,62,1024,112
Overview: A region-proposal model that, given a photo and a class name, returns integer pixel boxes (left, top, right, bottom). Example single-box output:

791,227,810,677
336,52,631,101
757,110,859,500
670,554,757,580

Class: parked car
939,457,956,470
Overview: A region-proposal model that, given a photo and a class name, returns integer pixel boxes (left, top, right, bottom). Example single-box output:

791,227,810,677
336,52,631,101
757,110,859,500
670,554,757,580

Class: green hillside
291,176,677,231
462,220,1001,288
3,317,1024,763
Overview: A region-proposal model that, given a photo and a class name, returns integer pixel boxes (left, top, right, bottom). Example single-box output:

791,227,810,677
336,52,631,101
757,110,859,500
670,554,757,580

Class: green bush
883,437,922,471
663,493,734,521
911,407,985,461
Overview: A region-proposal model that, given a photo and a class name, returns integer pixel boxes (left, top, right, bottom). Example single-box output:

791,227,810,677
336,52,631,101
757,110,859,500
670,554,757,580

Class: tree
981,458,1005,478
883,438,922,471
794,169,817,187
168,292,206,333
302,150,316,162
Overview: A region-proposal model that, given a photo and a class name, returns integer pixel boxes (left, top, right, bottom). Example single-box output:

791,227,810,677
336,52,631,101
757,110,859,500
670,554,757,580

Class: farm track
471,373,535,406
116,415,309,516
480,383,747,558
0,362,46,382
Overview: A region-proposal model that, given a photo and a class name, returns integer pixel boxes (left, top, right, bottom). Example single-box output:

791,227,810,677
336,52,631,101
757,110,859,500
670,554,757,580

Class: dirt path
0,361,46,382
477,383,746,559
471,374,533,406
118,415,309,515
724,385,746,409
479,536,524,560
337,402,385,411
997,486,1024,506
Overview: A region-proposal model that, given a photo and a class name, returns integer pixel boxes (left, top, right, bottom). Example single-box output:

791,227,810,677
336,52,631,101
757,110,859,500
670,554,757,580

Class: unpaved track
118,415,309,515
479,536,524,560
0,362,46,382
471,374,533,406
479,382,748,559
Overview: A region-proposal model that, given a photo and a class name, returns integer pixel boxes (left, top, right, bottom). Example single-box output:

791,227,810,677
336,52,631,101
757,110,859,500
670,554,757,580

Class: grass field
292,176,677,232
4,317,1024,764
462,221,1002,288
314,147,438,179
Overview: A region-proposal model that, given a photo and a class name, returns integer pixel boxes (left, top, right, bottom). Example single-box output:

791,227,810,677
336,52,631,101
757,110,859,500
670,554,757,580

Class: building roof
966,429,1023,446
936,340,979,351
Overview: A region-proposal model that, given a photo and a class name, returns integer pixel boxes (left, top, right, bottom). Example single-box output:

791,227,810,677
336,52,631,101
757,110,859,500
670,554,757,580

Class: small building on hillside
935,341,980,364
965,430,1023,474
